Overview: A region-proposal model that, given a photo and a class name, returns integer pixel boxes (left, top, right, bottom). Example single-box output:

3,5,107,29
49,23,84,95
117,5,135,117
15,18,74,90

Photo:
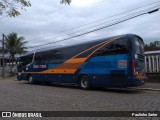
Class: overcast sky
0,0,160,51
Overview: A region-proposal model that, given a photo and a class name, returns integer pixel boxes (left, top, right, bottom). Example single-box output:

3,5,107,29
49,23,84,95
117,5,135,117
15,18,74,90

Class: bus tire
28,75,34,84
79,75,91,90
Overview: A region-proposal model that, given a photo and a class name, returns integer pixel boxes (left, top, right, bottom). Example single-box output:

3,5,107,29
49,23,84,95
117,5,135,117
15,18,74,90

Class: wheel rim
81,77,88,88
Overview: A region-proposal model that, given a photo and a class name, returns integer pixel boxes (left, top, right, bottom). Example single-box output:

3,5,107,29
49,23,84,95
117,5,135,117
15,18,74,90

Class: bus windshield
17,54,33,69
135,37,144,55
133,36,145,76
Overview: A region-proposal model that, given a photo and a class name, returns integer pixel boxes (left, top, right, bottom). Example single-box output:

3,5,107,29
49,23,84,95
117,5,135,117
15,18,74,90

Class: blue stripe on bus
79,54,128,74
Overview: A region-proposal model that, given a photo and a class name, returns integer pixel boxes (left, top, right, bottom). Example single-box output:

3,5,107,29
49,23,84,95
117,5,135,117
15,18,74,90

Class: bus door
110,55,128,87
108,37,129,87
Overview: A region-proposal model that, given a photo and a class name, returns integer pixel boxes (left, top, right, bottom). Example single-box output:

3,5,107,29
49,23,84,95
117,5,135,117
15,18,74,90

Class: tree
0,0,71,17
61,0,71,5
4,33,27,71
0,0,31,17
144,41,160,51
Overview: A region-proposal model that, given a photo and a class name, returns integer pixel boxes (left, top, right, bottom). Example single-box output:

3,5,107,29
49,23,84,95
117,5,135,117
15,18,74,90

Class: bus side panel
77,54,129,88
110,54,129,87
30,74,74,84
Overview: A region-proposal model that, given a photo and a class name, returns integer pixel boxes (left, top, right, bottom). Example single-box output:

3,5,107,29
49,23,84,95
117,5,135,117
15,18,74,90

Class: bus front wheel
79,75,91,90
28,75,34,84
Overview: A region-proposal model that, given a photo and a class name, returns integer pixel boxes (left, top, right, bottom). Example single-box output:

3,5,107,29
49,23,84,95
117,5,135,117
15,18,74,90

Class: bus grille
110,70,125,86
137,54,144,61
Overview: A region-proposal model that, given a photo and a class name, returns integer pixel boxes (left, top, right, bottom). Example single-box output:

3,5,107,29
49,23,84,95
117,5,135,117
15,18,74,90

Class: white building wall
145,51,160,73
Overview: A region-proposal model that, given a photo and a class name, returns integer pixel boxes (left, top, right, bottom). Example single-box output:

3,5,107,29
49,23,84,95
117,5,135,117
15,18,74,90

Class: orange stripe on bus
64,58,87,63
87,38,118,58
42,38,119,74
71,38,114,58
43,69,77,74
18,38,119,75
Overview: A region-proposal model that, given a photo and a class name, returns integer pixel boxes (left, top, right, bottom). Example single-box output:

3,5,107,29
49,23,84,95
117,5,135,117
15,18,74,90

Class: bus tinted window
19,54,33,68
94,37,129,56
134,37,144,55
35,50,64,64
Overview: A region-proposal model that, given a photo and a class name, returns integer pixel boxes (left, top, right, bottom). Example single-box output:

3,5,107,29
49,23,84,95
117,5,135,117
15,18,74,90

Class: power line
30,33,110,51
28,6,160,49
27,1,160,44
27,8,160,48
27,6,160,49
56,5,160,37
27,0,116,43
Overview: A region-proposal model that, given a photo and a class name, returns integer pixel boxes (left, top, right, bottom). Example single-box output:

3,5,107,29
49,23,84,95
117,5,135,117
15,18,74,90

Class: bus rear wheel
79,75,91,90
28,75,34,84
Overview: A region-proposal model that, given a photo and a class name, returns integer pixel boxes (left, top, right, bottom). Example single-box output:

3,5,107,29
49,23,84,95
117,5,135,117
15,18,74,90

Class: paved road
0,78,160,120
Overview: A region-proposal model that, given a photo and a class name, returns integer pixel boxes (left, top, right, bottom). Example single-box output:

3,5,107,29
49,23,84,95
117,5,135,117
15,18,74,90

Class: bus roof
20,34,139,58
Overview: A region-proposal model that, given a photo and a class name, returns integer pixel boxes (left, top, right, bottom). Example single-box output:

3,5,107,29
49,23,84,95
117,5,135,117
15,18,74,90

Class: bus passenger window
94,37,129,56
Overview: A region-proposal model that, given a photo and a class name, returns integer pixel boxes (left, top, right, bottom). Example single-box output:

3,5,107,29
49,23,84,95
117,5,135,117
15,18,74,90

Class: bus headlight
18,73,21,76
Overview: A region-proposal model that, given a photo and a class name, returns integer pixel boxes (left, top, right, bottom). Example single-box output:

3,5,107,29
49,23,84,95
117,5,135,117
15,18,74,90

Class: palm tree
4,32,27,72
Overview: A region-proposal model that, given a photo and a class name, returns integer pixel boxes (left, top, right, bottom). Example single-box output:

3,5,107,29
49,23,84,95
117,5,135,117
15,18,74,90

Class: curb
129,87,160,91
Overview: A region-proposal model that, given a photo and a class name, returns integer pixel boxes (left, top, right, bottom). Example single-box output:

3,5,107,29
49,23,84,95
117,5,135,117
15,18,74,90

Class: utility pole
2,34,5,78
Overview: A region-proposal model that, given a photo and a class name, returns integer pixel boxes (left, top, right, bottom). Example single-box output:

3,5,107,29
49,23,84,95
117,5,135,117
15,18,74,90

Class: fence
145,50,160,82
0,65,17,77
